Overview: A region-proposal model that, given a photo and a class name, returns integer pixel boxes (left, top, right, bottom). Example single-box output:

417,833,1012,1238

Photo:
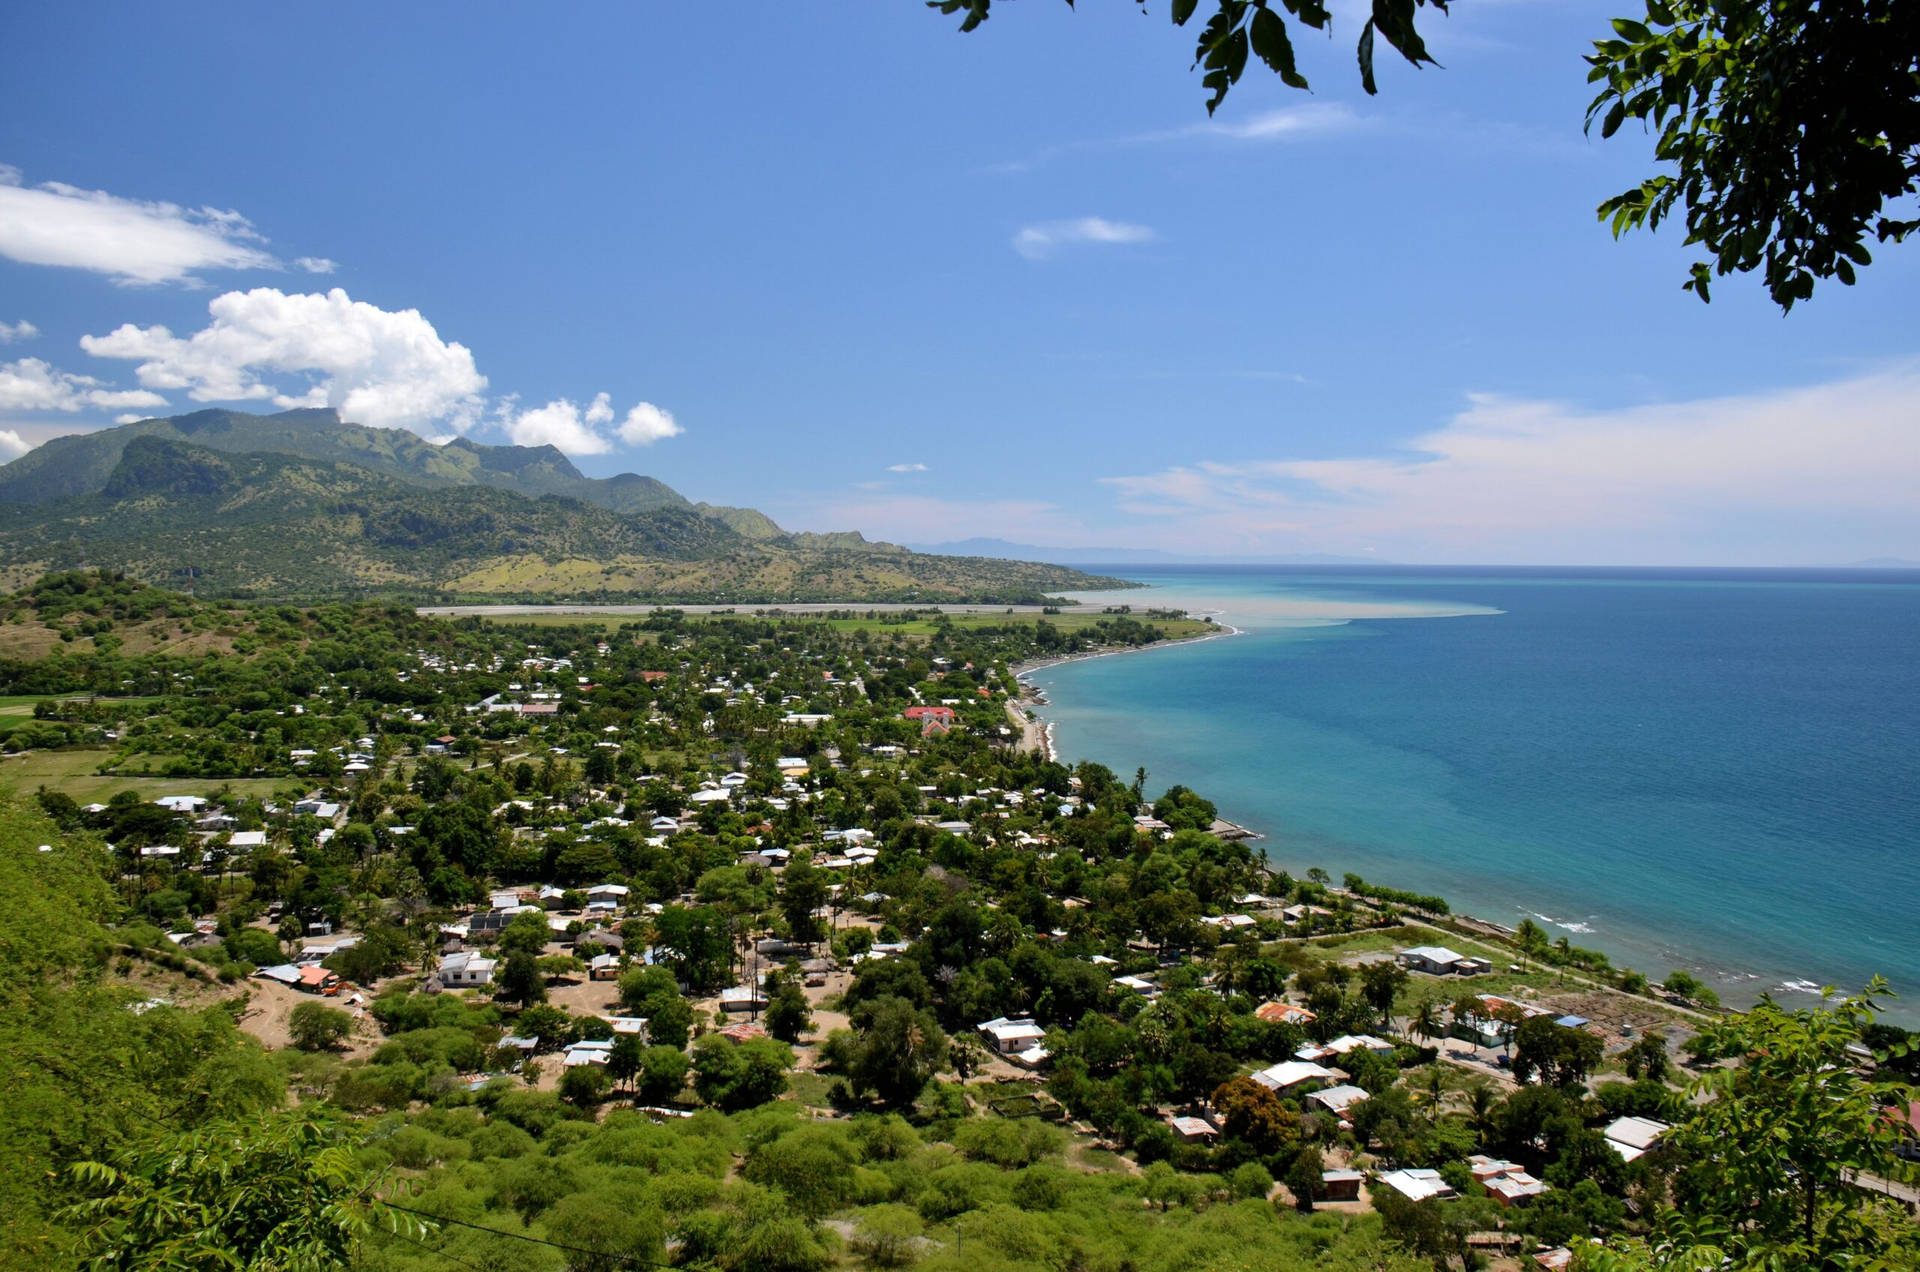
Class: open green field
0,748,290,803
465,610,1214,642
0,695,165,734
809,612,1214,639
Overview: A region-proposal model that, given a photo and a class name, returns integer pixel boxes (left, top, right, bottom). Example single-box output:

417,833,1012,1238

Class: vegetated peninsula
0,409,1123,605
0,570,1914,1272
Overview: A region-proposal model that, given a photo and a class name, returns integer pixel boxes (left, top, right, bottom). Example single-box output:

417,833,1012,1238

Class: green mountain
693,502,787,540
0,434,1122,603
0,408,693,515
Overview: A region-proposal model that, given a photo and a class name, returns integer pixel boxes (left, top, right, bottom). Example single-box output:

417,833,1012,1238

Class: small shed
1318,1169,1364,1202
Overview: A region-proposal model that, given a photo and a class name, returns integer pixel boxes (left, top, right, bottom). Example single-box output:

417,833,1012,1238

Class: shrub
287,1001,353,1052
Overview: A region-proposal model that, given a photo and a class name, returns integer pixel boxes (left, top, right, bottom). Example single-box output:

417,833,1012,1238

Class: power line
383,1225,493,1272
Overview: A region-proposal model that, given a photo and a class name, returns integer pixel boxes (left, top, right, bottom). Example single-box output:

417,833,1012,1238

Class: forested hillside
0,424,1121,604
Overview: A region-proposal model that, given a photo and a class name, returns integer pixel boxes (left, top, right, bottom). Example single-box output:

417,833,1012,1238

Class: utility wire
380,1200,678,1270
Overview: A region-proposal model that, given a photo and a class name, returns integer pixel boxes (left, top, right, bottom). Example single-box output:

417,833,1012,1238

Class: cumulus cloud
887,462,929,473
0,165,279,285
0,319,38,344
1013,217,1155,261
62,284,680,455
506,397,614,455
498,395,684,456
1099,365,1920,563
293,256,337,274
81,287,488,434
618,401,682,446
0,428,27,461
0,357,168,414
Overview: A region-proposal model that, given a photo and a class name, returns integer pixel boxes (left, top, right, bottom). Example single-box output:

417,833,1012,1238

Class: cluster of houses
93,625,1702,1244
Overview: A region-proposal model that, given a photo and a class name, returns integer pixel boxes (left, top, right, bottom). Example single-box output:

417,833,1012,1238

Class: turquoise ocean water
1028,567,1920,1021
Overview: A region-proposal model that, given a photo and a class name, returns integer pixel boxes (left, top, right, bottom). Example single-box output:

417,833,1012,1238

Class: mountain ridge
0,431,1122,603
0,408,703,518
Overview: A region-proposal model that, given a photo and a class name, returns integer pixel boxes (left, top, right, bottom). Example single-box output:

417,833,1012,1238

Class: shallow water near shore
1031,566,1920,1023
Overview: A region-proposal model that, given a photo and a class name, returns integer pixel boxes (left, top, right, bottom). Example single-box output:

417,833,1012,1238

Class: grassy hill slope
0,439,1123,603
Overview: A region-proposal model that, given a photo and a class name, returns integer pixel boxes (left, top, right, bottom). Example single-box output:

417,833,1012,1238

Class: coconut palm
1410,998,1442,1047
1465,1081,1499,1145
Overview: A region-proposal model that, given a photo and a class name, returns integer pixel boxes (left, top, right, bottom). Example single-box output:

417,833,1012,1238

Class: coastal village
2,572,1915,1271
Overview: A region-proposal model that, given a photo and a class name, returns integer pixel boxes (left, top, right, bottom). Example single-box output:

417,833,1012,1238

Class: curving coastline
1008,620,1244,763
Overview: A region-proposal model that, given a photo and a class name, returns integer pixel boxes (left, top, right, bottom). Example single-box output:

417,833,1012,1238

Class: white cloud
0,357,168,415
887,462,929,473
618,401,682,446
506,398,614,456
0,319,38,344
81,287,488,435
0,428,27,461
1013,217,1155,261
1099,365,1920,563
65,284,680,454
293,256,337,274
0,167,278,285
499,395,682,456
1130,102,1366,144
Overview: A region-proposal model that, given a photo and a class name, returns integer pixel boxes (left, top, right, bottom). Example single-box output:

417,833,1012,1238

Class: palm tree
1410,999,1442,1047
1514,917,1547,970
1465,1081,1498,1145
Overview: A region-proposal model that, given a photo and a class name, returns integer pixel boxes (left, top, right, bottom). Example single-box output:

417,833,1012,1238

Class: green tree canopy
939,0,1915,308
64,1111,422,1272
1587,0,1918,308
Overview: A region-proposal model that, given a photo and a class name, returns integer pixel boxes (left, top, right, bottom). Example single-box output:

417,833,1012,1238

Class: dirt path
233,979,383,1061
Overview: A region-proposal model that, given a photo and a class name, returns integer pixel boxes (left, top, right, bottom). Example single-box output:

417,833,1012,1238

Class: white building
978,1016,1048,1054
438,951,497,987
1400,945,1467,974
1377,1168,1456,1202
1603,1116,1670,1162
1250,1060,1337,1093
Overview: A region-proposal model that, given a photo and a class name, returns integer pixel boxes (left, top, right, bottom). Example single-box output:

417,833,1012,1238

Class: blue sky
1,1,1915,564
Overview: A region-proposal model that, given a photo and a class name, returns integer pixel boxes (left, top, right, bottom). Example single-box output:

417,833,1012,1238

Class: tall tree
1647,981,1919,1270
1587,0,1918,308
64,1112,425,1272
937,1,1915,307
847,996,949,1108
936,0,1446,109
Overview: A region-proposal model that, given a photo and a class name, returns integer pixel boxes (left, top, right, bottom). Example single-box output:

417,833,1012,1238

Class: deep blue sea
1030,567,1920,1021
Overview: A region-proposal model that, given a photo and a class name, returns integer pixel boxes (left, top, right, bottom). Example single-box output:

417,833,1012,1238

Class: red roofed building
1255,1001,1317,1026
1885,1102,1920,1161
297,966,341,996
903,706,955,723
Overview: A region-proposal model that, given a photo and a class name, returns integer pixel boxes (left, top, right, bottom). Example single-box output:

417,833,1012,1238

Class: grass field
0,696,49,735
0,748,289,802
0,695,166,735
